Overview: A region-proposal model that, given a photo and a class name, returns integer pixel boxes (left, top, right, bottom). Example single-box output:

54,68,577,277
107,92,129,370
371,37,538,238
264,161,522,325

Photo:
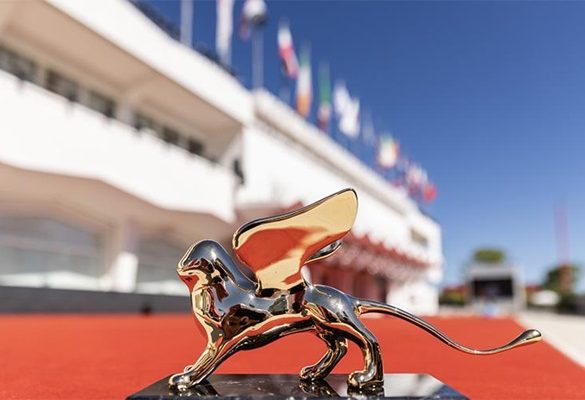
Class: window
161,126,179,145
87,90,116,118
410,228,428,248
45,70,78,101
187,138,203,156
0,45,37,82
136,238,185,295
0,215,103,289
133,113,157,132
233,158,244,183
471,279,514,299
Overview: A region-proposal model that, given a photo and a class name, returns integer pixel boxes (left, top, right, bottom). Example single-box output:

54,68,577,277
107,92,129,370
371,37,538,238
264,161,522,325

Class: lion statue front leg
168,336,241,391
168,345,220,391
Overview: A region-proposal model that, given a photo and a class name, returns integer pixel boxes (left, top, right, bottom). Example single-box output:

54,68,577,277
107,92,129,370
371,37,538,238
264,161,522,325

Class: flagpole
252,27,264,88
278,54,290,104
278,71,291,104
180,0,194,47
555,200,572,292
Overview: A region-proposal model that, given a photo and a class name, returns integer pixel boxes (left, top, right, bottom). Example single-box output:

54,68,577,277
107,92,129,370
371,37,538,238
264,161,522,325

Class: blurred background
0,0,584,369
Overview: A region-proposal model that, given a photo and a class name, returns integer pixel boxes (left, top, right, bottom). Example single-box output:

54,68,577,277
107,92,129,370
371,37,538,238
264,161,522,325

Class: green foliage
472,248,506,264
542,264,581,295
439,291,467,307
557,292,579,314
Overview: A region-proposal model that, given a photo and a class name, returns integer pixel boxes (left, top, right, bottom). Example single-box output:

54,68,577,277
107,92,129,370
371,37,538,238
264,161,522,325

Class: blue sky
146,0,585,291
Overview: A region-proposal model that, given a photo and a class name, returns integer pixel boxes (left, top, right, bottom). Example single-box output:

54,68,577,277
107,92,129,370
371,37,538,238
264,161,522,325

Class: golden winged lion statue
168,189,541,392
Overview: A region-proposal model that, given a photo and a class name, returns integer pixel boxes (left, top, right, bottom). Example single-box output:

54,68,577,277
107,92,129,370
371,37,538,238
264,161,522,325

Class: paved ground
520,311,585,368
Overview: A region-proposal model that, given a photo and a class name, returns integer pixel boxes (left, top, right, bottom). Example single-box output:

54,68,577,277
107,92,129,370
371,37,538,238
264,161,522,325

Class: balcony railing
0,70,237,222
128,0,237,77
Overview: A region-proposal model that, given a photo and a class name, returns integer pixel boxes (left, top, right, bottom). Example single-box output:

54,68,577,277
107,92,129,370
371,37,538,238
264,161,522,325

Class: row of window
1,42,246,183
410,228,429,249
0,215,184,295
0,43,205,158
133,112,203,156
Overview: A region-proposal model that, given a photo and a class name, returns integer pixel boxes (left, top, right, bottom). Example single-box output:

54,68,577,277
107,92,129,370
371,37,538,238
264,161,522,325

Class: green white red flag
377,134,400,168
296,47,312,118
317,63,331,131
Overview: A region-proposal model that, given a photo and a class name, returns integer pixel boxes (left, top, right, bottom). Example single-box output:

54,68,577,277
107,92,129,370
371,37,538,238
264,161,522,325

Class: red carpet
0,314,583,399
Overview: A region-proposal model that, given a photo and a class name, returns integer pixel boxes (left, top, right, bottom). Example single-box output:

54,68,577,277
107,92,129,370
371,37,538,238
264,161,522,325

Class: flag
296,47,312,118
377,134,400,169
333,82,349,117
423,183,438,202
333,82,360,138
404,162,437,202
317,63,331,131
278,21,298,79
216,0,234,65
239,0,267,40
359,111,377,167
339,98,360,138
406,163,426,192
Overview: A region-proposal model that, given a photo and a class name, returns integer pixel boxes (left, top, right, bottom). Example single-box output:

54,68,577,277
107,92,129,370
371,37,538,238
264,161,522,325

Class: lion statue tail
355,299,541,355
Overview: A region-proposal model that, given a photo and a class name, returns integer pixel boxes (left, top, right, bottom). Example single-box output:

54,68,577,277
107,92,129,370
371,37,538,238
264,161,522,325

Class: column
101,220,139,292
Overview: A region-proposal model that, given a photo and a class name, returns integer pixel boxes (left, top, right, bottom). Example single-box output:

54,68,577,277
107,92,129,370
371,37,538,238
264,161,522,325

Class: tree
543,263,581,295
472,248,506,264
542,263,581,313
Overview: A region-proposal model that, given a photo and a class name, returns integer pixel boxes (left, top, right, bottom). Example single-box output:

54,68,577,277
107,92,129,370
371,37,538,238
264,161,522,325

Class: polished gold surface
168,189,542,392
233,188,358,293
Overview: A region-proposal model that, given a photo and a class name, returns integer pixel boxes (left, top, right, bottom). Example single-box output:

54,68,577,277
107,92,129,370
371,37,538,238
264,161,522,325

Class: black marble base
127,374,468,399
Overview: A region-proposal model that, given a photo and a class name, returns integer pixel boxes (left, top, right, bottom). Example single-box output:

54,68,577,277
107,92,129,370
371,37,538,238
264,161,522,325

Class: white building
466,263,525,315
0,0,442,314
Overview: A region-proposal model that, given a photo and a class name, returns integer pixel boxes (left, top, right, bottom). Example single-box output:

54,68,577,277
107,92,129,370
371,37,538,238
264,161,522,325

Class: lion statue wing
232,188,358,293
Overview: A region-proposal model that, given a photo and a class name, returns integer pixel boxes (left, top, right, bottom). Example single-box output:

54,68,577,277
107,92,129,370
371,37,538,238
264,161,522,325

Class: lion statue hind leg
299,332,349,382
307,285,384,390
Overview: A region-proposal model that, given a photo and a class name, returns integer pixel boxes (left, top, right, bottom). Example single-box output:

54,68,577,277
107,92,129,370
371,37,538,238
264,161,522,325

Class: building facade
466,263,526,315
0,0,442,314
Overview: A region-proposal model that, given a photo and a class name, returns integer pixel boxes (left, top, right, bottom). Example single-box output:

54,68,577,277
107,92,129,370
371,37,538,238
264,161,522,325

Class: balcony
0,71,237,222
0,0,252,136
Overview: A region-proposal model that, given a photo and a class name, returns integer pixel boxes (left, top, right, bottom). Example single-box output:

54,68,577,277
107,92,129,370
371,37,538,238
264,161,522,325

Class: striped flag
278,21,298,79
216,0,234,65
406,163,426,190
404,162,437,202
296,47,312,118
333,82,360,138
377,134,400,169
317,63,331,131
